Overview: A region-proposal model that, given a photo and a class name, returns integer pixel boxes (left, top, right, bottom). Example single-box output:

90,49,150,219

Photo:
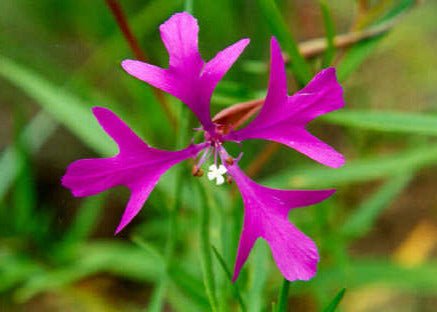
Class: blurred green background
1,0,437,311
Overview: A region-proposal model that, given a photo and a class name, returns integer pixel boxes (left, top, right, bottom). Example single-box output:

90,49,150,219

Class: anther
192,166,204,177
225,157,234,165
226,176,233,184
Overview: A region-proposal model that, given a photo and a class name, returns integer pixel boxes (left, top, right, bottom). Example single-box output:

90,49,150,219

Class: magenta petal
224,161,335,281
226,37,345,168
121,12,249,131
159,12,203,71
201,39,250,97
62,107,204,234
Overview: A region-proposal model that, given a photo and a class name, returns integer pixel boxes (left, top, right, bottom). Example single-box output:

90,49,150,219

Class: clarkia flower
62,12,345,282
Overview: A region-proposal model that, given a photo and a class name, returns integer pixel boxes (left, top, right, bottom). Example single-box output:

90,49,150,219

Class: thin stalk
184,0,193,13
198,181,219,312
211,246,246,311
147,100,190,312
319,0,336,67
298,13,405,58
276,279,290,312
104,0,177,129
246,142,280,178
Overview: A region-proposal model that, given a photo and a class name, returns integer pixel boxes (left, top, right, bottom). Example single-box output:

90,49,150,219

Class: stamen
235,152,243,162
214,145,218,167
192,166,204,177
196,146,211,169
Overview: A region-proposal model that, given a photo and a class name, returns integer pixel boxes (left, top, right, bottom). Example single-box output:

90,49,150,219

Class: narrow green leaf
342,173,412,238
337,0,416,81
11,110,36,233
317,260,437,293
322,288,346,312
167,283,208,312
16,242,164,301
0,113,56,200
168,266,210,309
197,181,219,312
147,100,194,312
257,0,312,85
275,279,290,312
319,1,336,67
211,246,246,312
132,235,209,308
62,194,106,244
337,35,385,82
377,0,416,25
263,145,437,188
0,55,113,156
0,252,42,293
323,110,437,136
247,242,269,312
184,0,193,13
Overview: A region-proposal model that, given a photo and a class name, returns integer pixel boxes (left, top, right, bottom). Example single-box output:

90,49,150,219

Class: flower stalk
276,279,290,312
198,180,219,311
148,92,193,311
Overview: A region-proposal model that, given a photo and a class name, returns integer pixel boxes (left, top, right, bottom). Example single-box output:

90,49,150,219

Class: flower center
207,164,227,185
191,125,234,185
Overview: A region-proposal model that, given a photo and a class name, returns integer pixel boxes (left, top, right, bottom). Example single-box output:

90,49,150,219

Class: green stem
147,105,191,312
211,246,246,311
184,0,193,13
198,181,219,312
276,279,290,312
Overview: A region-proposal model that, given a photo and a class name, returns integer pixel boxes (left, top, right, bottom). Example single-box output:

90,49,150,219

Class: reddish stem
104,0,177,129
246,142,280,178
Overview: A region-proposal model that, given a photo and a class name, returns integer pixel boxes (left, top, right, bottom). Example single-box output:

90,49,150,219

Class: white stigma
207,164,227,185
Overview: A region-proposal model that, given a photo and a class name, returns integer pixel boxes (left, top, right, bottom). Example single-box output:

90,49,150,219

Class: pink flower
62,12,345,282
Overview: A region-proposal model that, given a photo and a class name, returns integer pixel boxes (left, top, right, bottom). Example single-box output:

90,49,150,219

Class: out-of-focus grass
1,0,437,311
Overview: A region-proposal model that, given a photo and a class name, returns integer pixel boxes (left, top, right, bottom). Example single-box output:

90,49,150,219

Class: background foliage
1,0,437,311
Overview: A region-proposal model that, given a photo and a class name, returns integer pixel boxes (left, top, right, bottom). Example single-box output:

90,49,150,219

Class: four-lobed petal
225,38,345,168
222,155,335,281
121,12,249,132
62,107,204,234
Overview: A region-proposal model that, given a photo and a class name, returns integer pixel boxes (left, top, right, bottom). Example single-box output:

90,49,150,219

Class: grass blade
0,252,42,293
257,0,312,85
11,110,36,233
337,35,384,82
323,110,437,136
337,0,416,81
377,0,416,25
62,194,106,245
263,145,437,188
211,246,246,311
0,113,56,200
197,182,219,312
16,241,164,301
341,173,413,238
247,242,269,312
317,260,437,293
322,288,346,312
275,279,290,312
0,55,113,155
319,1,336,67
